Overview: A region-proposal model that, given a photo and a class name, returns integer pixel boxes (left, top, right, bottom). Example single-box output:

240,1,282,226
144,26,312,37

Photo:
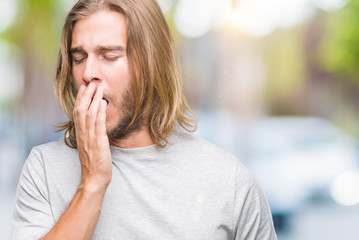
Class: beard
106,88,146,140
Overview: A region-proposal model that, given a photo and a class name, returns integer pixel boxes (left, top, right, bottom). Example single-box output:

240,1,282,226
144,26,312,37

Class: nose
83,55,102,84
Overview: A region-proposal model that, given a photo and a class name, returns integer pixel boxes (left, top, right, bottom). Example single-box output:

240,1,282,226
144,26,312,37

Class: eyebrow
96,46,125,52
70,47,85,54
70,45,126,54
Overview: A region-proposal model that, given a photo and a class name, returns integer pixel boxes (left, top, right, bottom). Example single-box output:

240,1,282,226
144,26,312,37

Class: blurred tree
0,0,67,157
0,0,65,61
319,0,359,80
317,0,359,136
262,26,308,116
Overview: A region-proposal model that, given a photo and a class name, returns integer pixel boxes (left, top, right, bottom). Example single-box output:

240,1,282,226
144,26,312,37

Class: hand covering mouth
89,90,109,105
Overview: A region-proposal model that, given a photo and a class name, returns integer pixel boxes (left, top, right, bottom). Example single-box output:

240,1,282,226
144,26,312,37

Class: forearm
39,183,107,240
39,83,112,240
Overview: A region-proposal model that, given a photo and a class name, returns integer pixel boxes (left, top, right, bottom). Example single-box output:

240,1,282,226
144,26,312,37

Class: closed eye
103,54,120,61
73,57,86,64
71,52,87,64
101,50,124,61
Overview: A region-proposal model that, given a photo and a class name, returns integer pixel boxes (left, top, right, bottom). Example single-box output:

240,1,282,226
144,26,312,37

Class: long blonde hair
55,0,196,148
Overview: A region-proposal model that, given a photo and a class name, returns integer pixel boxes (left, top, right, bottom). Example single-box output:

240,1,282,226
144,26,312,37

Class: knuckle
86,111,95,118
73,107,84,115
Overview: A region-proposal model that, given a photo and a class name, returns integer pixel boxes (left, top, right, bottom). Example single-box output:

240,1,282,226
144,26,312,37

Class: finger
74,82,96,133
74,85,85,128
96,99,107,136
86,85,104,133
75,85,86,104
79,82,96,110
88,85,104,117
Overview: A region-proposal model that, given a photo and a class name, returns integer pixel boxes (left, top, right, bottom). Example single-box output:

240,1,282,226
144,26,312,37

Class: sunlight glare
156,0,175,14
331,169,359,206
314,0,348,11
174,0,214,39
0,0,17,32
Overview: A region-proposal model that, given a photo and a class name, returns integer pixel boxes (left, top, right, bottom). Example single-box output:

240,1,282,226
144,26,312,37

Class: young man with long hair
11,0,277,239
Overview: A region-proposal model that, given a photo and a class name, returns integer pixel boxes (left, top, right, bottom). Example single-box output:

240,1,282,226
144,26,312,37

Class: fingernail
89,82,95,89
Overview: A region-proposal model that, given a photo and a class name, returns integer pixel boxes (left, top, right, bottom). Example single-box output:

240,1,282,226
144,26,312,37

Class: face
71,10,143,139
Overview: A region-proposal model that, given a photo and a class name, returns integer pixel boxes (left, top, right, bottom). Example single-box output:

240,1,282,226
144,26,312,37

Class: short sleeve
232,162,278,240
11,148,55,240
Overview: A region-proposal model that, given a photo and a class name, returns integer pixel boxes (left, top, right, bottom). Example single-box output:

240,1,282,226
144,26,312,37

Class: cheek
106,67,129,81
105,63,131,93
72,66,83,88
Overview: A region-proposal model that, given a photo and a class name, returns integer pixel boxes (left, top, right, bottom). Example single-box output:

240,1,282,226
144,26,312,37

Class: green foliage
0,0,68,109
0,0,66,62
319,0,359,80
263,27,307,100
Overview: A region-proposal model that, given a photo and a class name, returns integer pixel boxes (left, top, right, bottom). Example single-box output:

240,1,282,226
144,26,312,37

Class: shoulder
167,129,244,174
170,128,259,183
30,138,77,160
25,138,79,171
171,129,237,158
17,140,73,199
32,138,75,154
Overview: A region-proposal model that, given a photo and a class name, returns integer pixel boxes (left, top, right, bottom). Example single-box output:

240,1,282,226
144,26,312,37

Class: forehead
71,10,127,49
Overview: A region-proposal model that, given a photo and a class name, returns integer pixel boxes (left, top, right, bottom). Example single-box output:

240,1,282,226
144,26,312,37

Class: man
11,0,277,239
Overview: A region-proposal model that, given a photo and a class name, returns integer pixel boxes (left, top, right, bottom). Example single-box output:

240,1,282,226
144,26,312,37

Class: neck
109,128,154,149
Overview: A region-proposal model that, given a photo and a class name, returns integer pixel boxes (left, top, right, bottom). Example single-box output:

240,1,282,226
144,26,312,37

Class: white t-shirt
11,130,277,240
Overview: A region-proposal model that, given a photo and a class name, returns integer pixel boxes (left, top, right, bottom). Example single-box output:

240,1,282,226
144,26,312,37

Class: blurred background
1,0,359,238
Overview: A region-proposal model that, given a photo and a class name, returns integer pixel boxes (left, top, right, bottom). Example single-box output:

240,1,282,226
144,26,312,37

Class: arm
40,83,112,240
39,183,106,240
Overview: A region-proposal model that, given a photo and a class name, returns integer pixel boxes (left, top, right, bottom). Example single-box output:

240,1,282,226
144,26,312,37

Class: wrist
79,178,110,196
